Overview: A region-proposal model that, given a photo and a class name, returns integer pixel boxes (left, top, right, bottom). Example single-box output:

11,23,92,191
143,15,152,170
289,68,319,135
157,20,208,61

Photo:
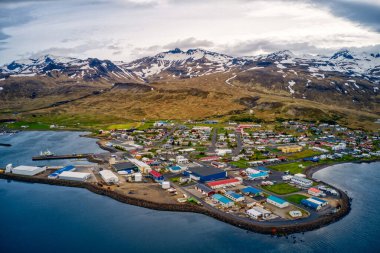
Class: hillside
0,49,379,130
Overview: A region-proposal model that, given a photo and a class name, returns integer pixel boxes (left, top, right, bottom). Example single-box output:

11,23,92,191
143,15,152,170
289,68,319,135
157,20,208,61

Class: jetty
32,153,93,161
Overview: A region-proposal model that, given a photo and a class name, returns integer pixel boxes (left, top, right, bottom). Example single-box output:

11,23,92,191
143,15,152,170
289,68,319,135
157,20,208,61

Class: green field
5,121,52,130
285,149,321,160
269,161,314,174
262,183,300,195
285,194,308,204
230,160,249,168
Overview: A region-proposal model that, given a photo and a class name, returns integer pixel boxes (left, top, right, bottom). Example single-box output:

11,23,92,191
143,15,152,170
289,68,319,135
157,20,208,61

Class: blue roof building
213,194,234,207
248,171,269,180
48,165,75,179
267,195,289,208
241,186,262,196
225,191,244,202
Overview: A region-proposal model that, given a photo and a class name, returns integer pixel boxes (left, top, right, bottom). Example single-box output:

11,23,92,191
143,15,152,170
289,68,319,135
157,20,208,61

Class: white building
176,155,189,165
332,142,347,151
247,208,263,219
134,173,142,182
215,149,232,156
10,165,46,176
291,176,313,187
247,206,271,219
162,181,170,189
99,170,119,184
59,171,91,182
128,158,152,173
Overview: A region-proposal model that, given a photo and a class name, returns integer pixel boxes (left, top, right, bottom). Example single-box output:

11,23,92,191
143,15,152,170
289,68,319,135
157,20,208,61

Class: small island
1,119,379,235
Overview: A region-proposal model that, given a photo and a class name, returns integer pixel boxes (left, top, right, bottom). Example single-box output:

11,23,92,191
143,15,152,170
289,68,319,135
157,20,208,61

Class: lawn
230,160,249,168
106,122,141,130
268,161,314,174
5,121,51,130
285,194,308,204
262,183,300,195
285,149,321,160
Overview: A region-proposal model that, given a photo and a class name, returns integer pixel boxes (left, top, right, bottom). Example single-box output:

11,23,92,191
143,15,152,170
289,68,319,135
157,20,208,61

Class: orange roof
308,187,321,193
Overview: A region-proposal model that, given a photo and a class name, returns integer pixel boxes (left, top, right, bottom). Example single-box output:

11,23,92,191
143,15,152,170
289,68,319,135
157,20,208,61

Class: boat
40,150,55,156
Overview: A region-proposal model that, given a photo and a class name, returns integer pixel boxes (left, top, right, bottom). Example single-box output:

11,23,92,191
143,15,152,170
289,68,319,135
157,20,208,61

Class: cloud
311,0,380,32
163,37,214,50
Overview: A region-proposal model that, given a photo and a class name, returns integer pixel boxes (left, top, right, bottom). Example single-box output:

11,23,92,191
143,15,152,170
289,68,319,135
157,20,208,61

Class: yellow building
277,145,302,153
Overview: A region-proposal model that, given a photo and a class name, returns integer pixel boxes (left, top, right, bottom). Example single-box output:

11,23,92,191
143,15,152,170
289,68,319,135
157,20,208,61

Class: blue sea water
0,131,105,167
0,131,379,253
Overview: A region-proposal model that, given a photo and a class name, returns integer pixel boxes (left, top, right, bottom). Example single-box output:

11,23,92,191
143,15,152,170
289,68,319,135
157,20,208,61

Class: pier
32,153,93,161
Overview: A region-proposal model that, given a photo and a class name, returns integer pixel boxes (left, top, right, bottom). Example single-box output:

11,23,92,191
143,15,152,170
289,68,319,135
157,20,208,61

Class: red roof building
206,178,241,189
199,156,220,162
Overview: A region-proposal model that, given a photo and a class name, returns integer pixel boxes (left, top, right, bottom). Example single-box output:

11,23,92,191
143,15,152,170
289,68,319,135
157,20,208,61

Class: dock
32,153,93,161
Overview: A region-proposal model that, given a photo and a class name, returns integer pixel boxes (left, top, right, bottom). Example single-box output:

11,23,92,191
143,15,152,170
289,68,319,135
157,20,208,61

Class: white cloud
0,0,379,64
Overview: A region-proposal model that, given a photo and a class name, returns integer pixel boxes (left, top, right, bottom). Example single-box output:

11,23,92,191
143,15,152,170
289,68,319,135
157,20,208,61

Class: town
2,119,380,227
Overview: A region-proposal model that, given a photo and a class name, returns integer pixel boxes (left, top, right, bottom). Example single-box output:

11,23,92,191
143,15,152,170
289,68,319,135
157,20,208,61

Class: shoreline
0,161,363,235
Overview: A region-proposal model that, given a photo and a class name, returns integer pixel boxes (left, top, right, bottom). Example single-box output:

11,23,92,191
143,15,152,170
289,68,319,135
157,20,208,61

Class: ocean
0,131,379,253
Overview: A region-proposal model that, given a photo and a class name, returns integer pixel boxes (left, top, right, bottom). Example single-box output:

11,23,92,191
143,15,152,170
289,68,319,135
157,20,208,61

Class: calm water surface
0,132,379,253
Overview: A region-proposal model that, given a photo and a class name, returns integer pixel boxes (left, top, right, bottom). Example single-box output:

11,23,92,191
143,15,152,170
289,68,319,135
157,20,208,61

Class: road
208,127,217,153
233,131,243,156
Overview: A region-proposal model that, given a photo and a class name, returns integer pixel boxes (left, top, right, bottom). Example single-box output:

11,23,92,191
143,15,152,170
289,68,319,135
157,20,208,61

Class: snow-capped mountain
118,48,247,81
0,55,135,81
0,48,379,92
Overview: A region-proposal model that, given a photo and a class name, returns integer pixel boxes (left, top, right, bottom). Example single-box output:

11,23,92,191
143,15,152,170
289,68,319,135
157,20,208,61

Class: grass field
285,149,321,160
262,183,300,195
5,121,52,130
269,161,314,174
285,194,308,204
230,160,249,168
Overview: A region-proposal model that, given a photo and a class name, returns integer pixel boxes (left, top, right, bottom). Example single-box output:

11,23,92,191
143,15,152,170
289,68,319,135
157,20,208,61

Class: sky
0,0,380,64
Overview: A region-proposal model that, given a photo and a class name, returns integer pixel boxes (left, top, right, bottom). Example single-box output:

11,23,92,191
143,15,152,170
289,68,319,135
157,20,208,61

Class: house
308,187,324,197
332,142,347,151
212,194,234,207
149,170,164,181
215,149,232,156
176,155,189,165
277,145,302,153
195,183,215,196
206,178,241,189
186,165,227,183
225,191,244,202
291,176,313,187
267,195,289,208
199,156,220,162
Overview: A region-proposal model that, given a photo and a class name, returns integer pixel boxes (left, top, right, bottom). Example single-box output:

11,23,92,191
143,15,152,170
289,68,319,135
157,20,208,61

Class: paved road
233,131,243,156
208,127,217,153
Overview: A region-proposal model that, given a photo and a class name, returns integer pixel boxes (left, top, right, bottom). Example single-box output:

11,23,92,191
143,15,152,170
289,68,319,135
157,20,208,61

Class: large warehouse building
59,171,91,182
186,165,227,183
10,165,46,176
99,170,119,184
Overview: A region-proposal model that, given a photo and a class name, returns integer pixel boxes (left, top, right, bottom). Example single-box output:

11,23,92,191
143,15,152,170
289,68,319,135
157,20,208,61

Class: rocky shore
0,168,352,235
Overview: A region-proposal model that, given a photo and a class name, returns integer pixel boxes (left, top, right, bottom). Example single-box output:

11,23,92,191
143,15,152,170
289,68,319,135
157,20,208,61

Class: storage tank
162,181,170,189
